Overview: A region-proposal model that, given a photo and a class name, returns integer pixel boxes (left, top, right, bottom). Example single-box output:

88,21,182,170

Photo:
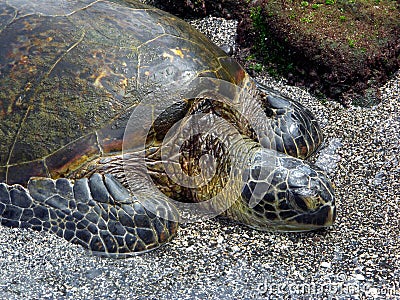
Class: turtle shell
0,0,247,184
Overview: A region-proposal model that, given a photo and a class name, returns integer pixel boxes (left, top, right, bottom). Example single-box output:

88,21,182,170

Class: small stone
368,288,378,296
354,274,365,281
321,262,331,268
231,245,240,253
185,245,196,252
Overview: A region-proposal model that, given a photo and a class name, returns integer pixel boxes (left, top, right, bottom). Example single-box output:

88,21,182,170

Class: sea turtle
0,0,336,257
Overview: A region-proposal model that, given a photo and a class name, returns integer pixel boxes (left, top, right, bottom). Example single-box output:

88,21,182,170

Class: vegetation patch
238,0,400,106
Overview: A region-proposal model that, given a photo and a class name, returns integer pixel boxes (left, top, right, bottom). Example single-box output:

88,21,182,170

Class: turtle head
235,149,336,232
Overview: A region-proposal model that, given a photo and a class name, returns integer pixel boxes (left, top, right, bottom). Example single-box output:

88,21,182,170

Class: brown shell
0,0,247,184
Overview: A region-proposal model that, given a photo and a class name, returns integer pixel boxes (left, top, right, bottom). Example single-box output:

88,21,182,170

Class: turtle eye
287,188,322,212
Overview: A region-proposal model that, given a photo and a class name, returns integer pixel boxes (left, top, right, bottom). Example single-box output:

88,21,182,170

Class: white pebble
321,262,331,268
354,274,365,281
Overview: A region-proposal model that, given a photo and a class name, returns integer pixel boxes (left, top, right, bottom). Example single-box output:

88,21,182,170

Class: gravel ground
1,8,400,300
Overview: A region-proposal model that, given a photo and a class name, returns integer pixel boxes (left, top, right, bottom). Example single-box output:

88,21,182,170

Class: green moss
301,1,309,7
311,3,322,9
300,13,314,23
347,38,356,48
249,62,264,72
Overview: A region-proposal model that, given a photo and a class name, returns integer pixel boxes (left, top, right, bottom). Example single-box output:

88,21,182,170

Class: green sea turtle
0,0,335,257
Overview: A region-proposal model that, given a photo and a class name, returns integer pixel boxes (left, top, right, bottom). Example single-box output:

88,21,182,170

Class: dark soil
146,0,400,106
142,0,242,18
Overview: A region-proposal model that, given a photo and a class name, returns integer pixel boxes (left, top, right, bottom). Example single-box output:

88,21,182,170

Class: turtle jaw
242,196,336,233
271,204,337,232
244,202,336,233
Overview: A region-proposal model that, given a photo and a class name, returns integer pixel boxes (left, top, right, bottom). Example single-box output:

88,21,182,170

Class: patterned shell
0,0,246,184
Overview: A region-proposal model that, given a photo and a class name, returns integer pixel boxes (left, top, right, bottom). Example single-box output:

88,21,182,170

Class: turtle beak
327,205,337,226
291,203,336,230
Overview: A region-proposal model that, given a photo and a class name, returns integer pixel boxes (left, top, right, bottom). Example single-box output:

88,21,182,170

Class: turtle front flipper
0,174,178,257
256,83,323,159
